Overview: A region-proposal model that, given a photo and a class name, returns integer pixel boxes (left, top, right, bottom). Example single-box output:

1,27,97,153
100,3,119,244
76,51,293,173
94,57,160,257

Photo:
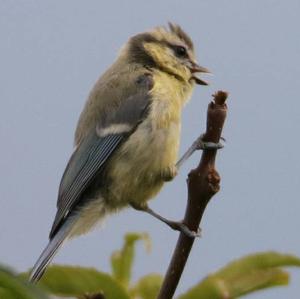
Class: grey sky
0,1,299,298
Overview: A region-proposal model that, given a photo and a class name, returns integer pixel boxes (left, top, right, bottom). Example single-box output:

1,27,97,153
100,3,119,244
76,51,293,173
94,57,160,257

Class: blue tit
30,23,210,282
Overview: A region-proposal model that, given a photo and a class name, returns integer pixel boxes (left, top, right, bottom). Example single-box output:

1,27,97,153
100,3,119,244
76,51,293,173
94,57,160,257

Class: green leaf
0,265,48,299
178,252,300,299
0,288,16,299
130,273,163,299
216,251,300,279
35,265,130,299
111,232,150,287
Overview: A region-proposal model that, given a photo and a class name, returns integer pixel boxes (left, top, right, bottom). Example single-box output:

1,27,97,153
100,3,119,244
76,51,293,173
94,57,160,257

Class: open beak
189,62,211,85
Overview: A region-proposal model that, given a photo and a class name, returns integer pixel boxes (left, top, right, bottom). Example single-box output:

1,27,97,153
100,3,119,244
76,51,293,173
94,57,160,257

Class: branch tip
213,90,228,105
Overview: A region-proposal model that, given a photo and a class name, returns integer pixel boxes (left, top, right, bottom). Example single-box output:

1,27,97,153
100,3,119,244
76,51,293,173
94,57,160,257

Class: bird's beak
189,61,211,85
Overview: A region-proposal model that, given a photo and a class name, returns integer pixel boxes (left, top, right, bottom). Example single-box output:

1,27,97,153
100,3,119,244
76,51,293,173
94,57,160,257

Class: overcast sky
1,1,299,298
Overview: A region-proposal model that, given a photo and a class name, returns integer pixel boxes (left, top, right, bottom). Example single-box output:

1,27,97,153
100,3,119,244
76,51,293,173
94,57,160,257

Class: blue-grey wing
49,74,153,238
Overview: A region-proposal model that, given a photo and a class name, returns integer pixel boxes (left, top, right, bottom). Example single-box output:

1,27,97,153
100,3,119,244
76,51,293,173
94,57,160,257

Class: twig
156,90,228,299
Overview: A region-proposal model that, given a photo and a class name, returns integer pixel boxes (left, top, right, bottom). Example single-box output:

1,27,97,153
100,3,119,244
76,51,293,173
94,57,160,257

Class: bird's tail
29,215,78,283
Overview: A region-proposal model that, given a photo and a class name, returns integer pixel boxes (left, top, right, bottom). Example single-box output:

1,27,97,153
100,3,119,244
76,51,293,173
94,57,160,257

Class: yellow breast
104,71,194,207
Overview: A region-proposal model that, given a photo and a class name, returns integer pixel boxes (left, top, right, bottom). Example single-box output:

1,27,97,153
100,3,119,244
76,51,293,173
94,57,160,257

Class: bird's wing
49,74,153,238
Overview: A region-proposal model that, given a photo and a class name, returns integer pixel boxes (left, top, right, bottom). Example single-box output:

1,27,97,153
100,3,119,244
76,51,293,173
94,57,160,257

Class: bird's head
125,23,209,86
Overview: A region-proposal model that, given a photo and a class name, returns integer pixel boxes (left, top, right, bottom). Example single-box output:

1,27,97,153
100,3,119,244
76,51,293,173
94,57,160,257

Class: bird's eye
174,46,188,58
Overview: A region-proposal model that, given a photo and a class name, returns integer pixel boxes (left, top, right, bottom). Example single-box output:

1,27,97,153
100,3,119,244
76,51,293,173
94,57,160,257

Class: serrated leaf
111,232,150,287
130,273,163,299
34,265,130,299
0,265,48,299
178,252,300,299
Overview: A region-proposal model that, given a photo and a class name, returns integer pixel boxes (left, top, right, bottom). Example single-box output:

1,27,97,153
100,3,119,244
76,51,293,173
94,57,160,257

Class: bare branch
157,90,228,299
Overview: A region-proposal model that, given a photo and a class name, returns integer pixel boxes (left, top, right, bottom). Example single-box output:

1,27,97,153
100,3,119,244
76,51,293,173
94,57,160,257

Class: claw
195,135,224,150
165,219,201,238
178,223,201,238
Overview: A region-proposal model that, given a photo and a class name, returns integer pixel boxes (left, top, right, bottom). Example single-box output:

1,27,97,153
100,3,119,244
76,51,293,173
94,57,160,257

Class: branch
157,90,228,299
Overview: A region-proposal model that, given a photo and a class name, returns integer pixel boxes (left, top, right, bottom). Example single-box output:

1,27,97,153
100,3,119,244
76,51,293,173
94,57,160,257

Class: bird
29,23,213,282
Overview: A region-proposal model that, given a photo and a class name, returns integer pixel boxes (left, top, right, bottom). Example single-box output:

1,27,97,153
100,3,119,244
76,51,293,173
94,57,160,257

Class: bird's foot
166,220,201,238
195,134,225,150
130,203,201,238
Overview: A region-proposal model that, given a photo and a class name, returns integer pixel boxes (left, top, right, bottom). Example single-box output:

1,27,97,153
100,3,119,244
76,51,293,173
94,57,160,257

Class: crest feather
168,22,194,50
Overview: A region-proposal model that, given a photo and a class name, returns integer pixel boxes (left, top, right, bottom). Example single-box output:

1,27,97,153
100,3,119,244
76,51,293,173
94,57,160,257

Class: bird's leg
131,136,223,236
176,134,224,169
130,202,201,238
